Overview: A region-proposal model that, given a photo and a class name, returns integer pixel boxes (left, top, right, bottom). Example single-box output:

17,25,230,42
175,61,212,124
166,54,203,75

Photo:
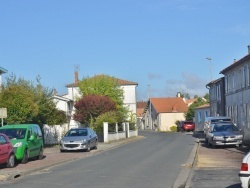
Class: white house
53,71,138,129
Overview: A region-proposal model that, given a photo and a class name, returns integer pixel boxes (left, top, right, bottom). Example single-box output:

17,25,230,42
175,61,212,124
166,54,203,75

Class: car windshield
65,129,88,137
0,128,26,139
213,124,239,132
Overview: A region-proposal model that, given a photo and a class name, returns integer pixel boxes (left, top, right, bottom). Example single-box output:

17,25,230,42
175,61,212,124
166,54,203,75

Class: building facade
220,45,250,145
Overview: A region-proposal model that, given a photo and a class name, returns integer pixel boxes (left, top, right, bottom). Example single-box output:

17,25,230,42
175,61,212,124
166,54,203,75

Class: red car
0,133,15,168
177,121,195,132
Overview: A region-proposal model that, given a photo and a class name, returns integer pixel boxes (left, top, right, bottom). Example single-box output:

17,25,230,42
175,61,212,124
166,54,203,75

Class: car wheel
6,154,15,168
21,149,29,164
85,142,91,152
37,148,43,160
238,144,243,148
94,140,98,150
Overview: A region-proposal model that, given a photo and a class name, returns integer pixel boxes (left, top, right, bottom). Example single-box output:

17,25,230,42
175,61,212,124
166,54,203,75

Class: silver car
60,127,98,152
205,122,243,148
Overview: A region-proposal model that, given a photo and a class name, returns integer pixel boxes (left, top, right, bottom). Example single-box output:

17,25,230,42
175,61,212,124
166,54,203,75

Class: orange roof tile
151,97,188,113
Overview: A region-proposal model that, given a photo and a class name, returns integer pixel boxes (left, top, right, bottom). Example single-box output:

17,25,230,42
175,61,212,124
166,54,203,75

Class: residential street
0,131,196,188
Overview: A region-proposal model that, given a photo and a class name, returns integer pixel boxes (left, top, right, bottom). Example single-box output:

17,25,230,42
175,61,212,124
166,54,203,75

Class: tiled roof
136,108,145,117
66,74,138,88
136,101,147,117
220,53,250,74
151,97,188,113
137,101,147,108
195,103,210,109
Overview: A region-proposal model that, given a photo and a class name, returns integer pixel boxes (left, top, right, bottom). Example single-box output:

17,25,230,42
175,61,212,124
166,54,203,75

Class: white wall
158,113,185,131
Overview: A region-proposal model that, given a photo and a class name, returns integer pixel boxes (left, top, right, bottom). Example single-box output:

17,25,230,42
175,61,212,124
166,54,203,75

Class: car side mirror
29,135,35,141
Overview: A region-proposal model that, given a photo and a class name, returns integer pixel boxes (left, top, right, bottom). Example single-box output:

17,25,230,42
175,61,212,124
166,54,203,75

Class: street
0,131,196,188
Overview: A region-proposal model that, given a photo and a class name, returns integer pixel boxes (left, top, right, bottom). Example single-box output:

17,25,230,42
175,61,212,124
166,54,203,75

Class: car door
0,135,9,164
27,128,37,157
88,128,95,148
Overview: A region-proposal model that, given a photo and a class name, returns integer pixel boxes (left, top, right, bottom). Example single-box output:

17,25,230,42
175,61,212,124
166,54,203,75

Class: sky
1,0,250,101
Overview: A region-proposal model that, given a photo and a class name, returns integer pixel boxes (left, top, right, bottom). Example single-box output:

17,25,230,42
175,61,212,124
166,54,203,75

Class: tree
78,75,127,116
0,85,38,124
203,93,209,102
0,74,67,126
179,92,191,99
73,95,117,126
185,97,207,121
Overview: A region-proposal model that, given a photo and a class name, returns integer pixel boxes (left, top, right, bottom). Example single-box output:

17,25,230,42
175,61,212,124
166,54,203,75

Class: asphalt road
1,131,196,188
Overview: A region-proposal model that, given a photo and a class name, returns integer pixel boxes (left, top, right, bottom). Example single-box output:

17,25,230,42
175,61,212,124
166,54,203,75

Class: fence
43,122,138,145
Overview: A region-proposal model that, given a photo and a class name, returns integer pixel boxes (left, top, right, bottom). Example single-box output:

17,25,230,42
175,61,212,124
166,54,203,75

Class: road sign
0,108,7,118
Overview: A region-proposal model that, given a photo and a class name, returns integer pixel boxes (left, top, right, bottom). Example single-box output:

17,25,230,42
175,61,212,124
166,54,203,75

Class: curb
172,138,199,188
0,136,145,182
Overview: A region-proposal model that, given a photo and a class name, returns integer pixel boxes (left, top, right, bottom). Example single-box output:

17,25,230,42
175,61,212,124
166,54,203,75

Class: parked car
205,122,243,148
239,151,250,188
203,116,232,138
60,127,98,152
0,124,44,164
0,133,15,168
177,121,195,132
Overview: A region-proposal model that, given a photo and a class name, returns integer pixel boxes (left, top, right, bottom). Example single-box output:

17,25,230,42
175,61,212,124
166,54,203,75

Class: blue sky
1,0,250,101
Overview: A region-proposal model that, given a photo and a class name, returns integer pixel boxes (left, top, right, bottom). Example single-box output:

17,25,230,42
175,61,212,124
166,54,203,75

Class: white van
203,116,232,137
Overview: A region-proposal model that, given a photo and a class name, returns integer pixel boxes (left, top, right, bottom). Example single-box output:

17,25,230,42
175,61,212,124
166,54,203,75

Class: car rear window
211,119,231,123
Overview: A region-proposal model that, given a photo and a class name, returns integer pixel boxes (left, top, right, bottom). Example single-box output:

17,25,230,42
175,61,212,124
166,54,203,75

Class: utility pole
147,85,152,130
206,58,212,81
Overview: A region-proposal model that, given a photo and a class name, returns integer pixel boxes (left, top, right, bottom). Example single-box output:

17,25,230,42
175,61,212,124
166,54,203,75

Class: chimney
53,89,57,96
74,71,79,84
248,45,250,54
177,92,181,98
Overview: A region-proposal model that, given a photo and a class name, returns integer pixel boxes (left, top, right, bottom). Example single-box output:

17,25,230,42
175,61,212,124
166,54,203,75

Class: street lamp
206,57,212,81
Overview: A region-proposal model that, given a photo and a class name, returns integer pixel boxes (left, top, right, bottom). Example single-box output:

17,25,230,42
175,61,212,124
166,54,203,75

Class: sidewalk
0,136,144,182
185,133,249,188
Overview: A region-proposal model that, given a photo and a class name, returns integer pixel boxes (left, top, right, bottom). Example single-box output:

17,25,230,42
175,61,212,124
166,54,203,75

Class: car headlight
13,142,22,147
235,135,243,138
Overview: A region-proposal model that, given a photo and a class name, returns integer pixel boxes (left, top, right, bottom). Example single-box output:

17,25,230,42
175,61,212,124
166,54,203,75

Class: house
136,101,147,130
220,45,250,145
194,103,210,131
142,96,188,131
206,77,226,116
53,70,138,129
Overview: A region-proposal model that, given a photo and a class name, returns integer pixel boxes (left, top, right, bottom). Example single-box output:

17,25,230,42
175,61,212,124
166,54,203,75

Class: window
0,135,7,144
198,112,201,123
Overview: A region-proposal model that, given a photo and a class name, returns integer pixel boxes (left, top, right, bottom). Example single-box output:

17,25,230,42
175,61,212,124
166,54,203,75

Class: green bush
170,125,177,132
93,111,121,134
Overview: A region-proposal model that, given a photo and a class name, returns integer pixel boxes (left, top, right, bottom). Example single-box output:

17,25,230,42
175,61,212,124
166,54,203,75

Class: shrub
170,125,177,132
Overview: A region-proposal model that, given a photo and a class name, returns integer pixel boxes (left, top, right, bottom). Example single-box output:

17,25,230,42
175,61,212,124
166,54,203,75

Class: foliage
0,74,67,126
203,93,209,102
78,74,128,117
0,85,38,124
93,111,123,134
179,92,190,99
170,125,177,132
185,97,208,121
175,120,181,126
73,95,117,126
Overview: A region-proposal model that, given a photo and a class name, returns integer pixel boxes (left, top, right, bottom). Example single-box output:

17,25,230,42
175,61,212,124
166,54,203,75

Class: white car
239,151,250,188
